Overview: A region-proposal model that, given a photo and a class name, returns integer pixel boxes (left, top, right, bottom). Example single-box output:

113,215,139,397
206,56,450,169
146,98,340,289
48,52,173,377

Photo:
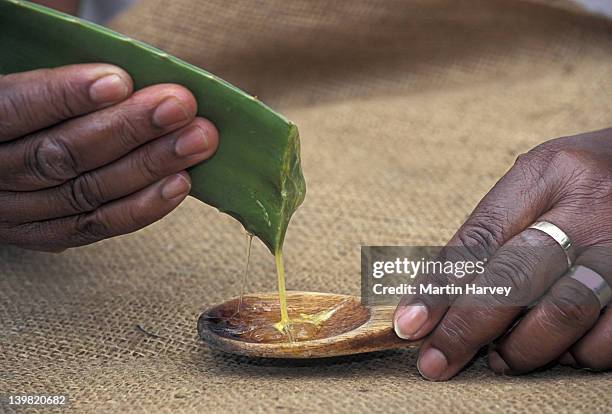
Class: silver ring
567,265,612,309
528,221,574,269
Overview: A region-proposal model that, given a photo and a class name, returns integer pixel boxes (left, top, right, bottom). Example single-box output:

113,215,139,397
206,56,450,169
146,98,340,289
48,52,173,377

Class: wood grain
198,291,420,358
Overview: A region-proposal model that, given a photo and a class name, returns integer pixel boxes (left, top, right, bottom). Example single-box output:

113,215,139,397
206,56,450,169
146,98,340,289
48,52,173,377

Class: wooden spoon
198,291,419,358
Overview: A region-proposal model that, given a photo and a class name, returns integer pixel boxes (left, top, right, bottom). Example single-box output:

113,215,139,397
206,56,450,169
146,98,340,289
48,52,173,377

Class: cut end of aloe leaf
278,123,307,251
189,122,306,254
0,0,306,253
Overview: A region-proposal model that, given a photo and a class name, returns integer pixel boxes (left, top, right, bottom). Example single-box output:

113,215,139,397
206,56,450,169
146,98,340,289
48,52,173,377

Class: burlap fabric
2,0,612,412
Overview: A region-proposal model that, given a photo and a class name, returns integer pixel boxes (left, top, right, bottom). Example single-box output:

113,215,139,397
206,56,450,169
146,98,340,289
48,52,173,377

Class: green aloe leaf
0,0,306,254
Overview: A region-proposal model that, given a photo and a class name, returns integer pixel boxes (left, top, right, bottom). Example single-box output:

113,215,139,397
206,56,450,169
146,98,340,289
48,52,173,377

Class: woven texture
2,0,612,412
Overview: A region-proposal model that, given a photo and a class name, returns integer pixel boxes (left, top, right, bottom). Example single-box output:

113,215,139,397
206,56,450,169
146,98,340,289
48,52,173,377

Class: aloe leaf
0,0,306,253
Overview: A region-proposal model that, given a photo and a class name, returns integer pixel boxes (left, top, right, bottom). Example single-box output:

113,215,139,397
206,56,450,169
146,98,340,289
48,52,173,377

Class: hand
0,64,218,251
394,128,612,380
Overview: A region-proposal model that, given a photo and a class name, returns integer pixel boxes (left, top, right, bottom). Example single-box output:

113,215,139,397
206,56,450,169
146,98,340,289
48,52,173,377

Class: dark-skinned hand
395,128,612,379
0,64,218,251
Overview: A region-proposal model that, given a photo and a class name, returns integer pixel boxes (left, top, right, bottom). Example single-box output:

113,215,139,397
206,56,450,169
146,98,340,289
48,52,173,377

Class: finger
0,83,197,191
394,151,554,340
490,246,611,374
489,275,603,374
3,173,191,251
0,118,218,222
416,223,568,381
0,64,133,141
569,306,612,371
565,246,612,371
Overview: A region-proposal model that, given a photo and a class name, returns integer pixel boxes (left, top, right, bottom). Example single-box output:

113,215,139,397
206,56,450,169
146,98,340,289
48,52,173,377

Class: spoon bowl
198,291,418,358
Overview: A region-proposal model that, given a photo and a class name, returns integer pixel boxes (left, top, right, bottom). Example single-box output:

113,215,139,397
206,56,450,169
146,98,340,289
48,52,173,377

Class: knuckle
111,109,146,149
519,145,552,166
43,73,83,120
513,151,534,168
484,251,534,304
487,258,527,292
0,69,86,138
135,144,165,180
61,174,106,213
527,138,612,186
126,200,147,228
512,149,549,187
0,77,46,138
544,282,599,329
74,211,111,244
545,147,604,189
29,136,78,184
526,138,567,160
549,147,589,167
435,313,481,352
458,220,504,260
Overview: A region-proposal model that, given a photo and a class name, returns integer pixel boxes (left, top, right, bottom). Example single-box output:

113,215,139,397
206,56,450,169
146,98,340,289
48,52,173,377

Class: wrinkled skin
0,64,218,251
1,62,609,380
395,129,612,379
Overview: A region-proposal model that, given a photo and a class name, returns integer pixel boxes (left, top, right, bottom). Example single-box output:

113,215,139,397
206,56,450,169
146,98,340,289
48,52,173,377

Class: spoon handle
321,305,420,356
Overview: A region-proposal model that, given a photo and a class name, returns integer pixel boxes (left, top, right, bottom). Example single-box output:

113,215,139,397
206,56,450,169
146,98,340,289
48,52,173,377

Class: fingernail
394,303,428,339
153,97,189,127
175,126,209,157
89,74,129,104
162,174,190,200
417,348,448,381
489,351,510,374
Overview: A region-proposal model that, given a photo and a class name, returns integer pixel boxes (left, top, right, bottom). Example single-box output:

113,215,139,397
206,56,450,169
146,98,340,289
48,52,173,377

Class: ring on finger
528,221,575,269
566,265,612,309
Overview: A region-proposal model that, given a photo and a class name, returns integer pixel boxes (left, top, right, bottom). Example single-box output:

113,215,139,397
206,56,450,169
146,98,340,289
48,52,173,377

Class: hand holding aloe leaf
0,0,306,253
0,62,220,250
